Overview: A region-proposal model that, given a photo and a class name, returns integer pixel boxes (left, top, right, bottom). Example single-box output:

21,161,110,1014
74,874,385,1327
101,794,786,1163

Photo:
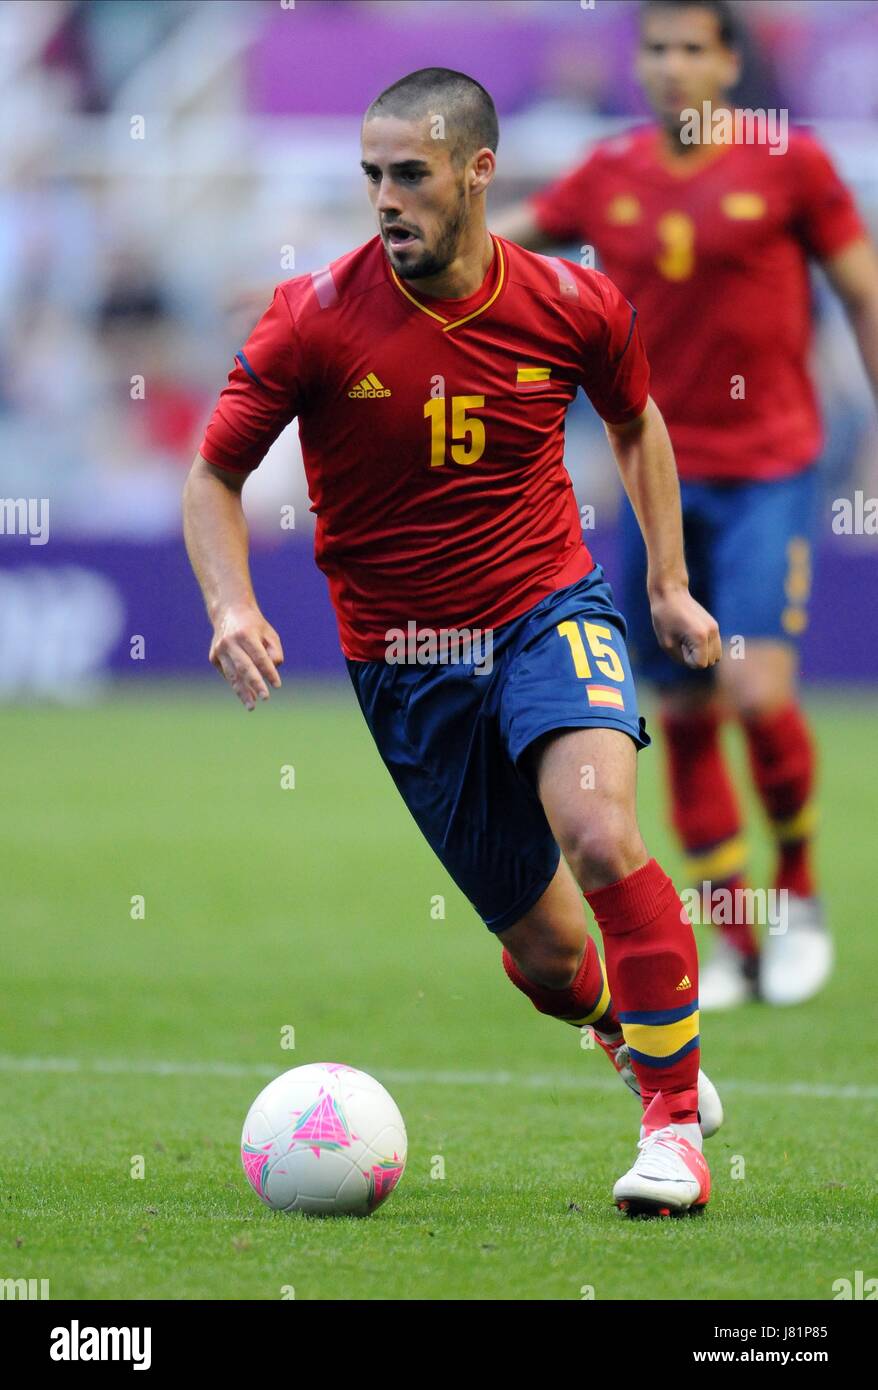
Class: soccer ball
241,1062,407,1216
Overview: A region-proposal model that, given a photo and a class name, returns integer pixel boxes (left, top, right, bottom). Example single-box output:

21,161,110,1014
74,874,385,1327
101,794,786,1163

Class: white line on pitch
0,1054,875,1100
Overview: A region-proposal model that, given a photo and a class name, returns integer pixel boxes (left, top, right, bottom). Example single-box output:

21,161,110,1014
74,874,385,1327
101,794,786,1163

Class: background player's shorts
346,565,649,934
619,466,820,689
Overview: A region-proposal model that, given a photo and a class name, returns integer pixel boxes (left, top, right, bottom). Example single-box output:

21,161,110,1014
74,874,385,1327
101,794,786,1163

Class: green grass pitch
2,683,876,1300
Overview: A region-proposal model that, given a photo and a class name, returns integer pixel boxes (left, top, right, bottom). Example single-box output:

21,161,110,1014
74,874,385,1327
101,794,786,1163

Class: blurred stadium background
2,0,877,696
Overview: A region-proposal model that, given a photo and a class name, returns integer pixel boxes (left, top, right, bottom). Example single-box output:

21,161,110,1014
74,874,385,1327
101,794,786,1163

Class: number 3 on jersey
424,395,486,467
655,211,696,282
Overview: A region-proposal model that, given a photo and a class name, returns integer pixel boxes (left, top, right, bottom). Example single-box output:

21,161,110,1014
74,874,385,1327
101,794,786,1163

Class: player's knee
660,684,717,720
560,804,645,890
719,648,796,722
724,679,794,724
737,695,792,724
510,939,583,990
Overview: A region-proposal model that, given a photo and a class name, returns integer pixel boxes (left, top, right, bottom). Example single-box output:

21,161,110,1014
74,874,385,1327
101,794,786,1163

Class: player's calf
584,857,701,1129
502,934,617,1033
499,850,724,1137
534,729,703,1130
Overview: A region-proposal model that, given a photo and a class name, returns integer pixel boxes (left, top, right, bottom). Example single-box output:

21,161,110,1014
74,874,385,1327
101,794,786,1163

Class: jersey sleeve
578,272,650,425
528,150,597,245
199,285,303,474
790,131,867,262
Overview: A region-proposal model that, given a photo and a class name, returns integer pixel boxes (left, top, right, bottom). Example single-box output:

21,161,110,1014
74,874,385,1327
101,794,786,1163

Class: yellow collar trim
389,236,505,333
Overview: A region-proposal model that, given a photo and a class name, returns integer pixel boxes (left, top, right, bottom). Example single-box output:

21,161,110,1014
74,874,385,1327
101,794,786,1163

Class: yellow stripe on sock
772,802,818,844
684,835,747,884
623,1010,700,1060
565,958,611,1027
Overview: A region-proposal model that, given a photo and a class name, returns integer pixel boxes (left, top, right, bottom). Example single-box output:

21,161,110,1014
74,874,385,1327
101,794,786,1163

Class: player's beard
394,184,468,282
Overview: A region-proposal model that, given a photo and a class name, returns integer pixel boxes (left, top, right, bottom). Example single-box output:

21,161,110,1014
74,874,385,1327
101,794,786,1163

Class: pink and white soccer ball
241,1063,407,1215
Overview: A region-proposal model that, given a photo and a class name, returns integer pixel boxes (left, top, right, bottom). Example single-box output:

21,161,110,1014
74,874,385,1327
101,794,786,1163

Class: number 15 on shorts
557,620,627,711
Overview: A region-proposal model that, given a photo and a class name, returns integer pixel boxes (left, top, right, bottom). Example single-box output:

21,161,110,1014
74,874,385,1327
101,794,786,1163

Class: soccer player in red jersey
495,0,878,1010
184,68,725,1214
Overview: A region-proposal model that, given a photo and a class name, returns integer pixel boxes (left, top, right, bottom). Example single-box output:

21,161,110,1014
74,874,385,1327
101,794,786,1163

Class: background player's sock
501,934,621,1038
661,706,757,958
702,873,757,959
585,859,700,1126
742,702,817,898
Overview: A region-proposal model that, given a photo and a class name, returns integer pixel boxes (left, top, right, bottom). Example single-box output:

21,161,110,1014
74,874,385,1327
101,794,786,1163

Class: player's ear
471,148,495,193
722,45,742,92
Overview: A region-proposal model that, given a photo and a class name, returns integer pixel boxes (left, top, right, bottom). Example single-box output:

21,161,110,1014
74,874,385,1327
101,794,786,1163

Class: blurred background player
494,0,878,1010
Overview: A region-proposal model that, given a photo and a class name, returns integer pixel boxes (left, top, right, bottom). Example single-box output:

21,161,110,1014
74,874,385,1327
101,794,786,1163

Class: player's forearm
182,454,257,624
846,297,878,406
490,203,551,251
824,239,878,407
604,397,689,596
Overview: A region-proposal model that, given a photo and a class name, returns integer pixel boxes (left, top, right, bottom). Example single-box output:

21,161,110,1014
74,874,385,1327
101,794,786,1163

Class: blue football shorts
346,564,649,933
618,466,819,688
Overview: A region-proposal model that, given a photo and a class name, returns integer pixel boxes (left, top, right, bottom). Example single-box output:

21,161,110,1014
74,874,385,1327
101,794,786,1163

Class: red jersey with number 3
199,235,650,660
529,124,865,481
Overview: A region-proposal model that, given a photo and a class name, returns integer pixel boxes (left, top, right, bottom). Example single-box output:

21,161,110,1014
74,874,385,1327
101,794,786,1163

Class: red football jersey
530,125,865,481
199,235,650,660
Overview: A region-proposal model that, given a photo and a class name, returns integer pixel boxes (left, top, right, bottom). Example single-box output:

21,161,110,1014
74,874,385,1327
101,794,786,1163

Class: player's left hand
649,586,721,669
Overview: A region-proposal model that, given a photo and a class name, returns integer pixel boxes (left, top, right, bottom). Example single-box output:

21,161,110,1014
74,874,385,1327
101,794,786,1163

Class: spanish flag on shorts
587,684,625,711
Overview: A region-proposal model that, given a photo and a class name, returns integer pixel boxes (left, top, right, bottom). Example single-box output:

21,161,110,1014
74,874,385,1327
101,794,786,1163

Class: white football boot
759,895,832,1006
698,938,759,1012
591,1030,724,1139
614,1091,711,1217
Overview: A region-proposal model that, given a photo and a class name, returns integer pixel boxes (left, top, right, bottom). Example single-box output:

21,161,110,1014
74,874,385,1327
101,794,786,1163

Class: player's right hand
209,604,284,710
650,586,721,670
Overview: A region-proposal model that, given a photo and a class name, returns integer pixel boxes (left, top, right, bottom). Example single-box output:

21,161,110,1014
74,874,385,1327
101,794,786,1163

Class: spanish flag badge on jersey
516,364,552,392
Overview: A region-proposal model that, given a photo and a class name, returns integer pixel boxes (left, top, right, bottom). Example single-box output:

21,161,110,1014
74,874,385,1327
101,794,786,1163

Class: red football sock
661,706,741,850
502,935,620,1035
742,702,817,898
585,859,699,1126
709,874,759,959
662,707,757,957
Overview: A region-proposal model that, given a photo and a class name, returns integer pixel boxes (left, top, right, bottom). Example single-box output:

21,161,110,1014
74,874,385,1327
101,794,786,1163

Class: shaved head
364,67,499,169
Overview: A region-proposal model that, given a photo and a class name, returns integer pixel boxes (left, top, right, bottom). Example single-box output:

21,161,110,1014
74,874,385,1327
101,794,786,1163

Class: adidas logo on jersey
348,372,391,398
675,974,692,991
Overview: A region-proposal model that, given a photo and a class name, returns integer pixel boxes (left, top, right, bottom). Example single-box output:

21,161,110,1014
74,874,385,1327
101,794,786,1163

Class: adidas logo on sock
348,372,391,398
675,974,692,990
